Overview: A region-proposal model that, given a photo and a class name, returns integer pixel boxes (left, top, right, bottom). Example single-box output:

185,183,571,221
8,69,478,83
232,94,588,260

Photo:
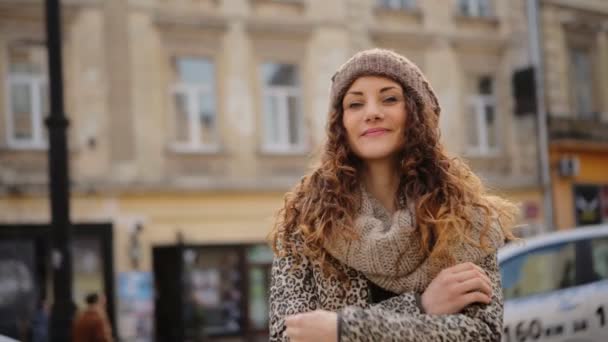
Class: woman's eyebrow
347,87,398,96
380,86,398,93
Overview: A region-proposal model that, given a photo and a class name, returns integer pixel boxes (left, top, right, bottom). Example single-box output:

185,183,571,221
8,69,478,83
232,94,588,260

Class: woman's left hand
285,310,338,342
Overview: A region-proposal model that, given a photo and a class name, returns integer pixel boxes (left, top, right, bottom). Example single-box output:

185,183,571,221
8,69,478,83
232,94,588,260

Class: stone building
538,0,608,229
0,0,547,339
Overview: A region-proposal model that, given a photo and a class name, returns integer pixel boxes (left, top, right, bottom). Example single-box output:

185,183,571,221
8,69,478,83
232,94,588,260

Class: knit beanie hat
329,48,441,117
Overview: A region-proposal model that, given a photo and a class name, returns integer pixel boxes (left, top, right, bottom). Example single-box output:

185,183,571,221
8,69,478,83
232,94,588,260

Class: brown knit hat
330,48,441,117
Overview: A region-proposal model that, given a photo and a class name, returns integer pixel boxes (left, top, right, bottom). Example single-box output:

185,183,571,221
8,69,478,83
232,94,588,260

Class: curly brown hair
269,79,519,278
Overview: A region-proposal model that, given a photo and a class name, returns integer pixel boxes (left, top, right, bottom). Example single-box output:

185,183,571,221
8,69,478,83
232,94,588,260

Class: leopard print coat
269,235,504,342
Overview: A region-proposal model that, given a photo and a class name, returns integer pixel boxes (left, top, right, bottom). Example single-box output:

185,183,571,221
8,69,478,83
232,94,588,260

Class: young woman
268,49,518,342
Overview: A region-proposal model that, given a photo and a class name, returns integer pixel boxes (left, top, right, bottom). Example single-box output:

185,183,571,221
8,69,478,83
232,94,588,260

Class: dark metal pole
527,0,554,232
44,0,75,341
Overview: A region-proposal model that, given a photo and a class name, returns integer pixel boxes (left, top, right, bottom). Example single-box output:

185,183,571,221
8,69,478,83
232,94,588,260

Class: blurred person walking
268,48,519,341
31,299,49,342
72,293,112,342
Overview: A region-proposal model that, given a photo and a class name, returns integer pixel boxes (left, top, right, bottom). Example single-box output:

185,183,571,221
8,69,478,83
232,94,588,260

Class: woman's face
342,76,407,163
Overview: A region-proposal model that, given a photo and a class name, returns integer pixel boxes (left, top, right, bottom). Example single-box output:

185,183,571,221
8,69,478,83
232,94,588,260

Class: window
178,244,273,339
466,76,498,155
246,245,273,332
170,57,218,152
591,237,608,281
501,242,576,300
260,63,305,153
378,0,417,10
182,248,243,337
569,47,597,119
72,237,105,309
6,44,48,149
458,0,491,17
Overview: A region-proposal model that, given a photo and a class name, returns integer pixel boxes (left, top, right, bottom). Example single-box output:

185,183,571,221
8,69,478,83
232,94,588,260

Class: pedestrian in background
31,298,49,342
72,293,112,342
268,48,519,341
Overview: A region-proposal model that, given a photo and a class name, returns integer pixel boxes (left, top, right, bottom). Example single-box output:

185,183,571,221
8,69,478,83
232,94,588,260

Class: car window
501,242,576,300
592,237,608,280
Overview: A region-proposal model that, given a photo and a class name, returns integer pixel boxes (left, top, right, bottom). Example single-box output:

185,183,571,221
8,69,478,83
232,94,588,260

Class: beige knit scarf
324,188,505,293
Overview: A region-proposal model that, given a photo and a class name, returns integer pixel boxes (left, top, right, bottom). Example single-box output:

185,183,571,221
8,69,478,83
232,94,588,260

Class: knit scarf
323,188,505,293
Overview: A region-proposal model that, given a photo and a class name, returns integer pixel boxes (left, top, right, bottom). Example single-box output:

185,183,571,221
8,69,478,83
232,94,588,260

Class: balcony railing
548,115,608,143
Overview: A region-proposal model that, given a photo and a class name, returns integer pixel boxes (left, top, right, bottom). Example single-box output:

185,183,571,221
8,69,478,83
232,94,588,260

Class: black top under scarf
368,280,398,303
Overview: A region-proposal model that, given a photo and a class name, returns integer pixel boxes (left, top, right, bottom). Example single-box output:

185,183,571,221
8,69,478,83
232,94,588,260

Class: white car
498,224,608,342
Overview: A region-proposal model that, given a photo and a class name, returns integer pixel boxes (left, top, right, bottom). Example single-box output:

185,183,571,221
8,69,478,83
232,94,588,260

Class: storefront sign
574,185,602,226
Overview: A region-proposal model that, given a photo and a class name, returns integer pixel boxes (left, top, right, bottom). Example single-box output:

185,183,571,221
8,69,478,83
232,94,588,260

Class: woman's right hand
420,262,493,315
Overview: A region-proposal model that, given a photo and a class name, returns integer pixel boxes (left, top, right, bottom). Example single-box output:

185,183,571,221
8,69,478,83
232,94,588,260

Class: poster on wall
602,185,608,223
118,272,154,342
574,185,602,226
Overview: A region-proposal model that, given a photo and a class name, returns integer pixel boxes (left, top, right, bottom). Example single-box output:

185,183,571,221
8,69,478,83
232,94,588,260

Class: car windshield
501,242,575,300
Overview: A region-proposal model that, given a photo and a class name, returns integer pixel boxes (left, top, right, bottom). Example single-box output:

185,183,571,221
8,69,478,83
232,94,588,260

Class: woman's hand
421,261,493,315
285,310,338,342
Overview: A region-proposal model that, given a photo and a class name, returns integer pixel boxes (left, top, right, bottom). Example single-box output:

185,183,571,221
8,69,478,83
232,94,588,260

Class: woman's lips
362,128,390,137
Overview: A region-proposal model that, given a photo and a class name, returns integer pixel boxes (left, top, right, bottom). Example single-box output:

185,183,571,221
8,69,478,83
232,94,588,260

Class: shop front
153,243,273,342
0,223,115,340
550,141,608,229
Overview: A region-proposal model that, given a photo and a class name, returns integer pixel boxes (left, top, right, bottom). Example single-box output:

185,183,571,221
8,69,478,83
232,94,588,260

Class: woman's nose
364,102,383,122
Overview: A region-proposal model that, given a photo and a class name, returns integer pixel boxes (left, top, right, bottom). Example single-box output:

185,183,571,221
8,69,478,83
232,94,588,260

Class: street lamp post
527,0,555,231
44,0,75,341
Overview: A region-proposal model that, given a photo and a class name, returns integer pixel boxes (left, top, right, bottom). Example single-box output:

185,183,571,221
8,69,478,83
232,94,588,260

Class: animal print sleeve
268,244,319,342
339,253,504,342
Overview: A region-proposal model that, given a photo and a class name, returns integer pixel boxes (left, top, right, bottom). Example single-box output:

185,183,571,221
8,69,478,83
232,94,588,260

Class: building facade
538,0,608,229
0,0,544,340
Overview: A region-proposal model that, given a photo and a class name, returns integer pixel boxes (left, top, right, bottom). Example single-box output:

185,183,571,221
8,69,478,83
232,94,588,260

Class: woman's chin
355,150,398,162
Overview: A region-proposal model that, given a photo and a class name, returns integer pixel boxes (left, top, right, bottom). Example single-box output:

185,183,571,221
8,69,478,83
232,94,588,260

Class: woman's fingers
424,262,495,315
452,269,492,289
285,327,298,340
285,314,299,326
458,291,492,308
285,315,301,342
455,277,493,297
446,261,477,274
285,315,300,339
450,263,492,286
450,262,486,277
284,310,338,342
445,262,495,309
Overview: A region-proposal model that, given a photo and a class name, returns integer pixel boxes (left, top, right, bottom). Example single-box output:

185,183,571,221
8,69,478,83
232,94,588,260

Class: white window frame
6,72,48,150
378,0,417,10
261,66,306,154
458,0,492,17
569,46,597,120
169,59,219,154
466,94,499,156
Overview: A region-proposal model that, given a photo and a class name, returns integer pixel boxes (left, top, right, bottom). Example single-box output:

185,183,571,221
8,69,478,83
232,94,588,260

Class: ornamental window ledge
244,17,313,39
250,0,306,18
454,14,501,34
373,6,423,27
153,9,228,33
369,27,435,47
449,33,508,53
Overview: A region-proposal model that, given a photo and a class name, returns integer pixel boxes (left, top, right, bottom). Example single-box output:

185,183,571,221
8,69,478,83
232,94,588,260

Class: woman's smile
361,127,391,137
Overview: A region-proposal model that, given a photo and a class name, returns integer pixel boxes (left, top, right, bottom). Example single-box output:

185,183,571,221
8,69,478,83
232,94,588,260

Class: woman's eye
384,97,398,103
348,102,363,109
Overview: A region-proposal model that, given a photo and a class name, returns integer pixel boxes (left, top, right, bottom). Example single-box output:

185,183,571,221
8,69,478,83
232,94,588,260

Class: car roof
498,223,608,263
